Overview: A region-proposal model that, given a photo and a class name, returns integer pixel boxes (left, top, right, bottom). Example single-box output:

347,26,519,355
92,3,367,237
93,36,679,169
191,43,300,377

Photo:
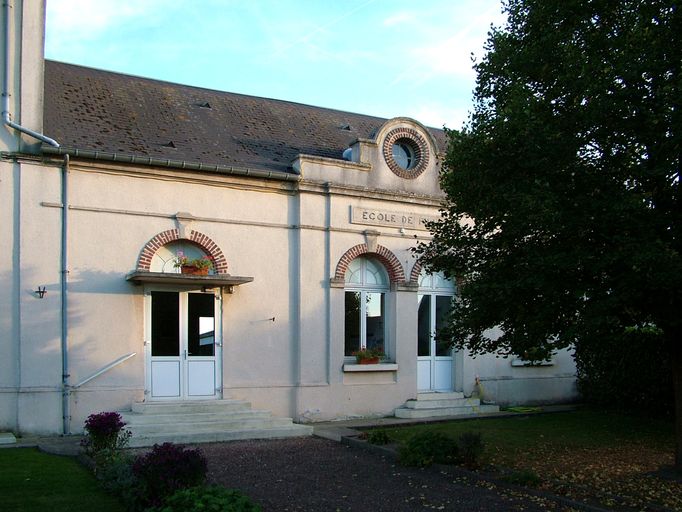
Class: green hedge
575,327,673,417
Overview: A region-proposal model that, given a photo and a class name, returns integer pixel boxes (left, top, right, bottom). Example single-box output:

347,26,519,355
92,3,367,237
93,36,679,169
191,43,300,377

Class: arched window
344,257,389,357
150,241,210,274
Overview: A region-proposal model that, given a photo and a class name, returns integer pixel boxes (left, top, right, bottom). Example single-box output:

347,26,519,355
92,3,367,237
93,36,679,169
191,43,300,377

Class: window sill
126,271,253,292
511,359,554,367
343,363,398,372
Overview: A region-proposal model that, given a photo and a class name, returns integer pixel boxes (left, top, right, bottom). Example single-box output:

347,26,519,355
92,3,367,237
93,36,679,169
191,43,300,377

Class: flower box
181,265,209,275
358,357,380,364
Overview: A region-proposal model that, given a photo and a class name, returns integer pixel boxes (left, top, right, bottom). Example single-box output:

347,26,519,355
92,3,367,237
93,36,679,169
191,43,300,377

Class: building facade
0,1,577,436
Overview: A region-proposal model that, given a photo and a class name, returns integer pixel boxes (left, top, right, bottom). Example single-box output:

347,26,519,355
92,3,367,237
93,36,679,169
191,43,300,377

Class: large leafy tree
416,0,681,467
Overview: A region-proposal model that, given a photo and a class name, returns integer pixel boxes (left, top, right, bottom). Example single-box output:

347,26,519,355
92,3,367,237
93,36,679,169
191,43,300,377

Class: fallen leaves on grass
490,442,681,511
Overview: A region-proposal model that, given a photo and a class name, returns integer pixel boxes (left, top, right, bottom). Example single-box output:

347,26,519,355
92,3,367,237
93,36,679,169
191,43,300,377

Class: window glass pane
419,270,456,292
365,292,385,352
151,241,207,274
344,291,361,355
434,272,456,291
188,293,215,357
417,294,431,356
435,295,452,356
392,142,413,169
418,270,432,289
345,258,363,284
151,291,179,356
365,258,388,287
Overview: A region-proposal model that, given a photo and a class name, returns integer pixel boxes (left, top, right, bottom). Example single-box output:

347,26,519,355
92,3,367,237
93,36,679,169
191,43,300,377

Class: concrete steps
394,392,500,419
123,399,312,447
131,399,251,414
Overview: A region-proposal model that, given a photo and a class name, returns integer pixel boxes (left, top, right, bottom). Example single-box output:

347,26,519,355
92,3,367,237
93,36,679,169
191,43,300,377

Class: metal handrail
71,352,137,389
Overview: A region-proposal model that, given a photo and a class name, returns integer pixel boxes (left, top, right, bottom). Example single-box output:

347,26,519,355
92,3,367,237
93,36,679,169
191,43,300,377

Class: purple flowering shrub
81,411,131,455
132,442,207,508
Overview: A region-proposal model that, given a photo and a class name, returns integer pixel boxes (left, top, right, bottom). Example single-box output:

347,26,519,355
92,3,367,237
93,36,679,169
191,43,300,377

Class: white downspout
2,0,59,147
60,153,69,434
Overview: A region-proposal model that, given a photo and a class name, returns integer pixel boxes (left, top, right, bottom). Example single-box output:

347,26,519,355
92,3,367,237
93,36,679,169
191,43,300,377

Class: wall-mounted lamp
35,286,47,299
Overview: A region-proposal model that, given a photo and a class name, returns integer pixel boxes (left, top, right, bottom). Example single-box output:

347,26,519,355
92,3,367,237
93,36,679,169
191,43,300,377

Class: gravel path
196,437,573,512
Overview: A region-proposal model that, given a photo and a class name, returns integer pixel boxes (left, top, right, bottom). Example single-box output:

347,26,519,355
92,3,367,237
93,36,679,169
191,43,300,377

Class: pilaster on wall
136,229,229,273
1,0,48,153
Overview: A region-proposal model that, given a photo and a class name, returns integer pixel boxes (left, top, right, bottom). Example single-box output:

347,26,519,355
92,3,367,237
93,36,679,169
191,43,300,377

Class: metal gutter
2,0,59,147
42,146,301,182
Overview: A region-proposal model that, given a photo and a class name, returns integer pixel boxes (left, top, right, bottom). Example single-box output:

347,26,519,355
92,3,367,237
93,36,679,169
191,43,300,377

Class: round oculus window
383,128,429,179
392,141,416,170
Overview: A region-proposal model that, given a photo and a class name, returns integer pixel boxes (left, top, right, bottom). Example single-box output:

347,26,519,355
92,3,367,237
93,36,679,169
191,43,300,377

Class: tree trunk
672,330,682,471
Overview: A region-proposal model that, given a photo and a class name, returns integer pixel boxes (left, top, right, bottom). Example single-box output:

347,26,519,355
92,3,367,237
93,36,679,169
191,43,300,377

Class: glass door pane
151,291,179,356
435,295,452,356
417,294,431,356
188,293,215,357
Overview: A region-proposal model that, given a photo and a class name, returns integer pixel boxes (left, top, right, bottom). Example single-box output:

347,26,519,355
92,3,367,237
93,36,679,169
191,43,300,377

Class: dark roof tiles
43,60,445,174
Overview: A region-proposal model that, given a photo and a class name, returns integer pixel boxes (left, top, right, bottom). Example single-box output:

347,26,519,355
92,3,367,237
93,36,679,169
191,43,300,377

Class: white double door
145,289,221,400
417,293,454,391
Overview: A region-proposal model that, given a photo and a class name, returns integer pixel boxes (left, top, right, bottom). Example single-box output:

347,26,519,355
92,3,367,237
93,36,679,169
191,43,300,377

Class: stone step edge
131,400,251,413
394,405,500,419
416,392,465,400
404,399,481,409
127,418,296,434
127,425,313,447
121,410,272,424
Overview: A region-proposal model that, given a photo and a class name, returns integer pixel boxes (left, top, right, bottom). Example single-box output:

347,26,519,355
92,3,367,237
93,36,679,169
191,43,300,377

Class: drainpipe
2,0,59,148
324,182,332,385
61,154,70,434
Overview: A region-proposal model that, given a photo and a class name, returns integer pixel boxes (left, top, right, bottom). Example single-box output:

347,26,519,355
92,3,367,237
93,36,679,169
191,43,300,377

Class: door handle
183,350,187,360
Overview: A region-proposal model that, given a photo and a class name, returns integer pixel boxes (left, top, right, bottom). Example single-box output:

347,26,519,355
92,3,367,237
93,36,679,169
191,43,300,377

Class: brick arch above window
409,261,463,290
334,244,405,284
136,229,229,274
409,260,424,285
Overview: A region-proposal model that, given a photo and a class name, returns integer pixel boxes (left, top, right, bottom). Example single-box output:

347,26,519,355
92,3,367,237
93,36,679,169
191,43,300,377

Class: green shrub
399,431,459,467
503,469,542,487
149,485,261,512
367,429,391,445
132,443,207,509
94,452,143,510
457,431,484,468
575,326,673,418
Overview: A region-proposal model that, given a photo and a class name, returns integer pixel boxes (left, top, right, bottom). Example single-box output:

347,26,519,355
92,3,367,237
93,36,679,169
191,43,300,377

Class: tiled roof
43,60,446,175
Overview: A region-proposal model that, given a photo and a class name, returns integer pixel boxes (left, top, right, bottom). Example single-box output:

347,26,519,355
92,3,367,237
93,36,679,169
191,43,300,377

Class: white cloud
388,4,505,87
271,0,378,58
407,104,471,130
46,0,154,37
382,12,411,27
45,0,165,56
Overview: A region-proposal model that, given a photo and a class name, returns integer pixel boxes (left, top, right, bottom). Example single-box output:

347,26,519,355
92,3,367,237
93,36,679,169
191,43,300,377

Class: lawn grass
379,408,671,461
368,409,679,510
0,448,124,512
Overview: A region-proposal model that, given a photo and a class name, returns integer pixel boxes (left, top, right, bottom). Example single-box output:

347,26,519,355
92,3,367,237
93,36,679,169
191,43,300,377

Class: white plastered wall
3,115,578,434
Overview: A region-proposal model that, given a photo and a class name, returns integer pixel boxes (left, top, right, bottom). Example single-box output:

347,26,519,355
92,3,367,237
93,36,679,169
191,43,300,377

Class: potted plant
174,252,214,275
352,347,384,364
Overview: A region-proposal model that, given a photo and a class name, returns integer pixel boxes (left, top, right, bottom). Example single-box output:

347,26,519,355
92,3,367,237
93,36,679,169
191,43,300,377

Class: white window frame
417,270,457,391
344,257,390,357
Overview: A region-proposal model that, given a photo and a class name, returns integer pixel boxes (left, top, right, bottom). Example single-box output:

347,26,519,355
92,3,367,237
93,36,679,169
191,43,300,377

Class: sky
44,0,507,130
